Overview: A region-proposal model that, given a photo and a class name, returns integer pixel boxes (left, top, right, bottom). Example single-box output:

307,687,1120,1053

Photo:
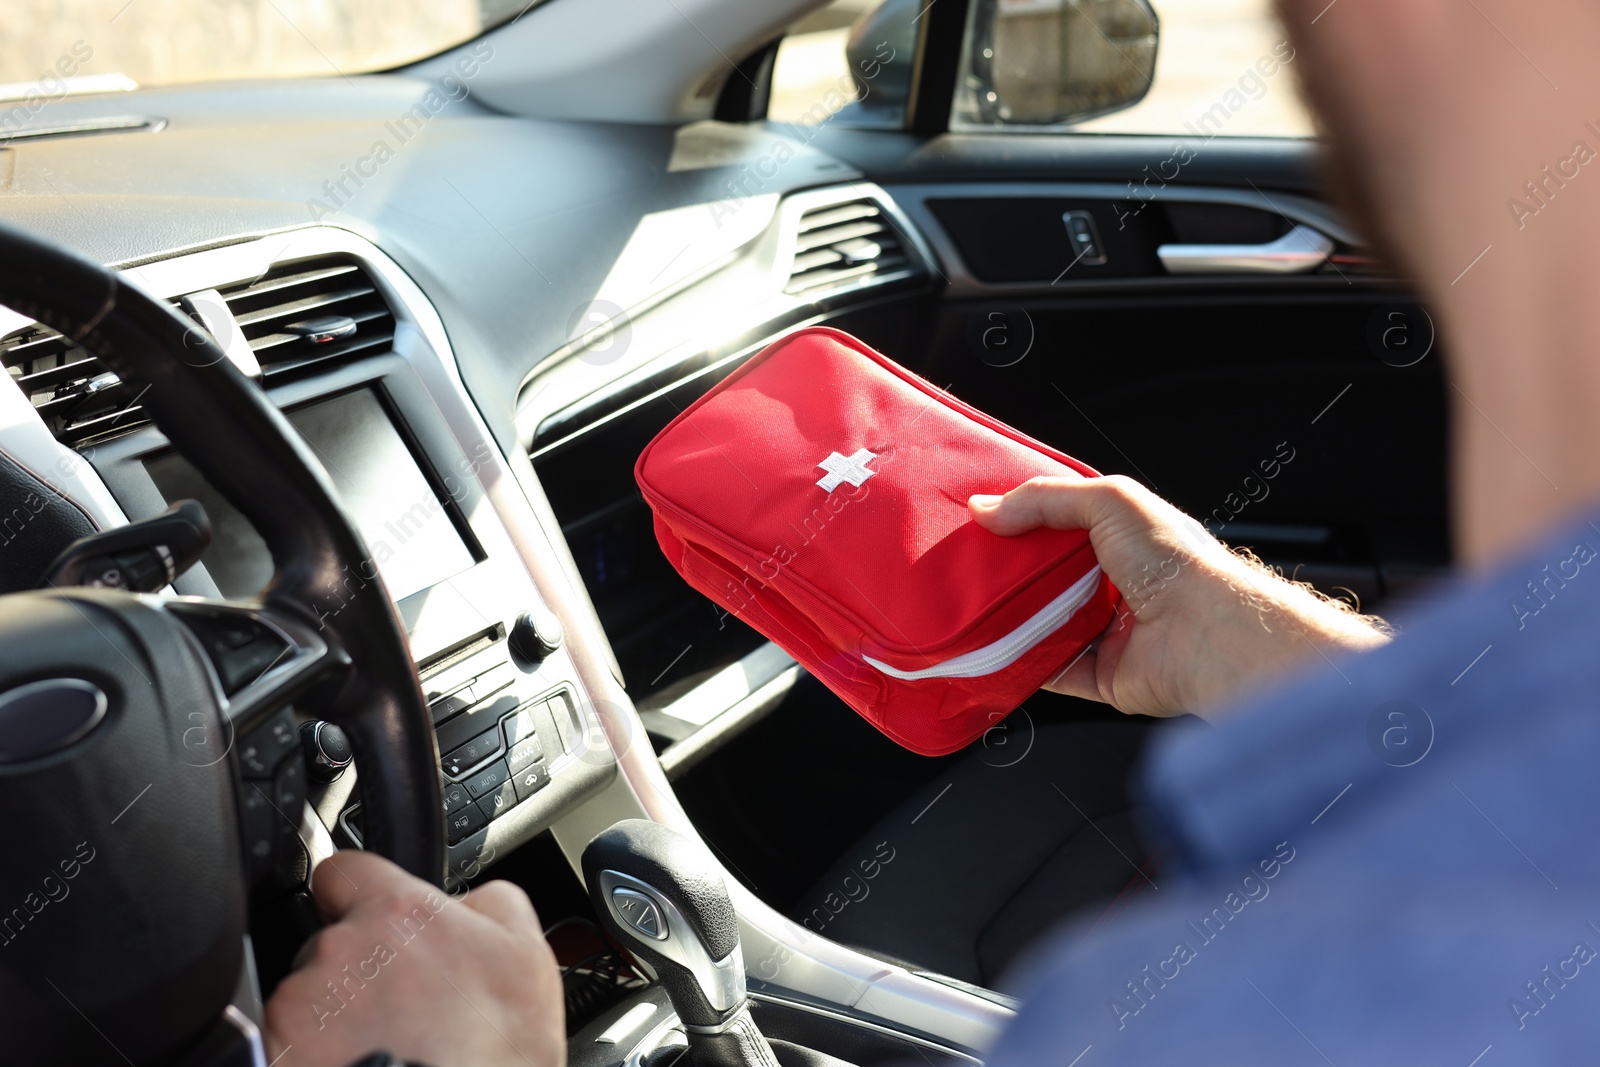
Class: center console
81,237,616,886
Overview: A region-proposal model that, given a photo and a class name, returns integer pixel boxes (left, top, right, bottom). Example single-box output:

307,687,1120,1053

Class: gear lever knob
583,819,747,1031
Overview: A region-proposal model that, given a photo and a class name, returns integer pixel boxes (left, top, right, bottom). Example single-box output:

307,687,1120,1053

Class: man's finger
459,879,541,932
1044,645,1102,702
970,476,1121,536
310,849,427,922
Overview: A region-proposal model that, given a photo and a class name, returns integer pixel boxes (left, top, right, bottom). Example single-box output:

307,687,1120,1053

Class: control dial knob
299,720,353,783
509,608,563,667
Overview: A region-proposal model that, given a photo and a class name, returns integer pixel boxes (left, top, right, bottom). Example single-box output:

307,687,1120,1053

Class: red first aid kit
634,327,1119,756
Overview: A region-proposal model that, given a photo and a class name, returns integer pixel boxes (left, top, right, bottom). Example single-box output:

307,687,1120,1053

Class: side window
766,0,919,131
951,0,1315,136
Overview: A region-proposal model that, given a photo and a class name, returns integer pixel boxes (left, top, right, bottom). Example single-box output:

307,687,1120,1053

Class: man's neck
1379,20,1600,569
1275,0,1600,570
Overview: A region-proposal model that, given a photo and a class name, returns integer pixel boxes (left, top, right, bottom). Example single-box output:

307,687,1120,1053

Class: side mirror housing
955,0,1160,127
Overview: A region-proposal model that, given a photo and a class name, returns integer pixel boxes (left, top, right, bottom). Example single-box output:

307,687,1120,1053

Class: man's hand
264,851,564,1067
970,476,1390,718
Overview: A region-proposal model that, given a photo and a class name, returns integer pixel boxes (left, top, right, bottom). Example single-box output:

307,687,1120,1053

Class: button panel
441,728,502,778
503,703,544,746
477,779,518,822
236,710,311,886
238,710,298,779
462,759,509,799
506,734,543,774
442,781,471,815
423,665,573,842
511,761,549,802
447,801,488,844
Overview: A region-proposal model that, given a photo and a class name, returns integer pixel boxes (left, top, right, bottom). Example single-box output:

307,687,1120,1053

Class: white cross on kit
815,449,879,492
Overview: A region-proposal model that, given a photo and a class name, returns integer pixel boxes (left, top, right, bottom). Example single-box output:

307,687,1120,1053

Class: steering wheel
0,221,444,1062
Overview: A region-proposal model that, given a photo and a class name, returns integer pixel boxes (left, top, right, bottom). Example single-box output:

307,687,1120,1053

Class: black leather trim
0,447,98,594
689,1008,783,1067
768,1038,858,1067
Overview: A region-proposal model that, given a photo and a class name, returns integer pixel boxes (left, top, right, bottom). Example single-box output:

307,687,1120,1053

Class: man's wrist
1186,553,1392,717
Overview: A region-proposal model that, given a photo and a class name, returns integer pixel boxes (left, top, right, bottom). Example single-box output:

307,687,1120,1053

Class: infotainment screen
145,388,479,601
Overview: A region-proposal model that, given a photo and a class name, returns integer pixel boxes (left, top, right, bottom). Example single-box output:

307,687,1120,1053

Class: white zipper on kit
863,567,1103,681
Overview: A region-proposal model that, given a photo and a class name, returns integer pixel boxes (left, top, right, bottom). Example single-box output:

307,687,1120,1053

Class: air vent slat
219,256,397,380
231,285,378,330
785,198,913,298
795,220,889,253
797,202,881,232
247,306,393,354
790,248,846,273
3,332,76,369
57,407,148,447
253,330,395,378
36,382,131,421
786,257,909,295
18,357,101,392
224,264,361,305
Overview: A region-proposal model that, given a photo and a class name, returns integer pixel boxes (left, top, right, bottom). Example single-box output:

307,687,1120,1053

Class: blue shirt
988,506,1600,1065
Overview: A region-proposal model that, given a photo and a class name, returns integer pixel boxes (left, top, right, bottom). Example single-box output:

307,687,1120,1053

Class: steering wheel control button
462,759,510,799
0,678,108,763
240,784,279,881
447,800,488,844
477,779,518,822
238,710,298,778
441,729,502,778
611,888,668,941
272,758,308,842
511,762,550,802
506,733,544,774
442,782,471,815
186,614,293,694
509,608,564,667
300,720,352,783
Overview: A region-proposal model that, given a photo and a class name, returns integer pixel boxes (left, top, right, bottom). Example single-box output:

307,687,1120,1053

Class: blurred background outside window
769,0,1315,136
0,0,533,92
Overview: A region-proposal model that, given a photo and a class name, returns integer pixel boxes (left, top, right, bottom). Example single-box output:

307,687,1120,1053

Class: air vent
1,255,397,448
219,256,396,380
785,200,911,296
2,324,152,446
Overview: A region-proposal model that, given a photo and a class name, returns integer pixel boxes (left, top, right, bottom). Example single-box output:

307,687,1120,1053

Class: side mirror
955,0,1160,127
842,0,922,126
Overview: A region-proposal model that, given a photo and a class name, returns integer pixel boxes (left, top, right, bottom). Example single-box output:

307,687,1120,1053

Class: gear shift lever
583,820,780,1067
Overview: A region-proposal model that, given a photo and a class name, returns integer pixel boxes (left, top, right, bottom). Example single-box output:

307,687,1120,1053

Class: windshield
1,0,535,96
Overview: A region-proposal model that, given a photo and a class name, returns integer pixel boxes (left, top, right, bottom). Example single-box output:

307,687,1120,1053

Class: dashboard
0,93,1008,1044
0,67,1410,1059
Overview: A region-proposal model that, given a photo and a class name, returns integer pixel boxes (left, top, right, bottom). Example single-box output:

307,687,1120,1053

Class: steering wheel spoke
167,599,350,728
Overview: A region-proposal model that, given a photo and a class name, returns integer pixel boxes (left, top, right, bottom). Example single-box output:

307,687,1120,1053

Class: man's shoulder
989,509,1600,1064
1146,507,1600,872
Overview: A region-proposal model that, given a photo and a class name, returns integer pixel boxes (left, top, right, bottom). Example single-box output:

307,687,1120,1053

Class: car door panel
815,135,1451,610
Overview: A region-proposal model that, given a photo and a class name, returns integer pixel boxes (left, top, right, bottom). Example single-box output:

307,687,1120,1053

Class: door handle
1157,224,1335,275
